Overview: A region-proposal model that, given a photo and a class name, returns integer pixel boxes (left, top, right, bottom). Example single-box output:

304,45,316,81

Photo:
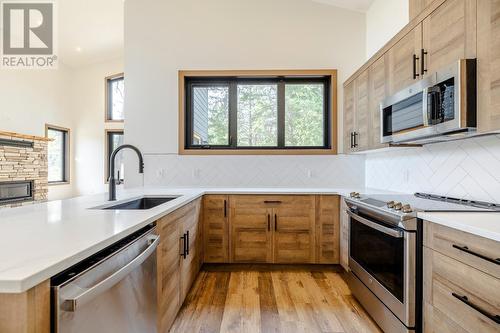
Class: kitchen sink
102,196,179,210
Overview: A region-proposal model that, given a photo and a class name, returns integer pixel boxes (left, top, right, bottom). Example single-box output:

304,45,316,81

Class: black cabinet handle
350,132,354,149
353,132,359,148
264,200,282,204
421,49,428,75
413,54,420,79
267,214,271,231
452,293,500,324
452,244,500,265
274,214,278,231
223,199,227,217
186,230,190,256
180,234,187,259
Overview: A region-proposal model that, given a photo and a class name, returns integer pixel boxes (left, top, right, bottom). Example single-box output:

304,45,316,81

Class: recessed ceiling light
75,47,82,52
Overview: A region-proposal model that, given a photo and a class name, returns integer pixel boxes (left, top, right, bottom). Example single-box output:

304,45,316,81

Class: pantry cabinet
409,0,434,20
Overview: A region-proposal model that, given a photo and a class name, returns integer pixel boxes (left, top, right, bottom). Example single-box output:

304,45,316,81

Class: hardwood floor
169,264,381,333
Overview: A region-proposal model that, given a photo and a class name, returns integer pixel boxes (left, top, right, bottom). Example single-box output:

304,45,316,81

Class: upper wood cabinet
368,55,389,150
343,82,356,153
477,0,500,132
421,0,476,75
342,0,500,153
203,195,229,263
386,25,422,96
409,0,435,20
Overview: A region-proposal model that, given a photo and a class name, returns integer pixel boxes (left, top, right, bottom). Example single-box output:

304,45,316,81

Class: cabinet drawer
424,222,500,278
424,248,500,332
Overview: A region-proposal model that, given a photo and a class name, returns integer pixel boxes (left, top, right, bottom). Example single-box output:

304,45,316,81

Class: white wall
0,66,75,200
366,0,409,59
71,58,124,196
124,0,367,188
0,59,123,200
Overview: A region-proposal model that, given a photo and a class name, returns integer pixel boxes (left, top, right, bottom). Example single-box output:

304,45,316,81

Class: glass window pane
110,77,124,120
192,86,229,145
285,84,325,147
237,84,277,147
47,129,65,182
107,132,124,180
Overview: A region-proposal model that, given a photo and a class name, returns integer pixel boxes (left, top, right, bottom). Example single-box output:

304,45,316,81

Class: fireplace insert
0,181,34,205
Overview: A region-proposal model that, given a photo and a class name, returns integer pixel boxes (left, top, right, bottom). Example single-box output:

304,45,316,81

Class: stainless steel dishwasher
51,224,159,333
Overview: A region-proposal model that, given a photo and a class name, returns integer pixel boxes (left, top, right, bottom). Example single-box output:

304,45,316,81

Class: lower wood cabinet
203,195,229,263
423,222,500,333
229,195,274,263
157,198,201,333
227,195,339,264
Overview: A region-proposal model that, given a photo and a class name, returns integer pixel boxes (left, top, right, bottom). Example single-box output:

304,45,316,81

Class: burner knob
393,202,403,210
350,192,361,198
402,204,413,213
387,201,395,208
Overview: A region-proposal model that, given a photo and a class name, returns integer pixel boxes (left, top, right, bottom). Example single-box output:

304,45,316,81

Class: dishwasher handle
62,234,160,312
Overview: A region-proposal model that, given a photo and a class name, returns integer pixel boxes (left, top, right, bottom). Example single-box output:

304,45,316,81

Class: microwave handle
422,87,429,127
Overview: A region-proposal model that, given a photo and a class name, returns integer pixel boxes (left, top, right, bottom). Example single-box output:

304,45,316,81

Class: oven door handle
346,209,404,238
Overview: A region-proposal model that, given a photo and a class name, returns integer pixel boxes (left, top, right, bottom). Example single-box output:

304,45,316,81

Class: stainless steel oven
381,59,476,145
345,198,421,333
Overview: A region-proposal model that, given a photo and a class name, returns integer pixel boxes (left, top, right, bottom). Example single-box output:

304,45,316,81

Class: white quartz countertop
0,186,380,293
418,211,500,242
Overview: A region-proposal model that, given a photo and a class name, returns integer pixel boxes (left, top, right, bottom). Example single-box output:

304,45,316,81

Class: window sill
48,181,70,186
179,148,337,155
105,119,124,123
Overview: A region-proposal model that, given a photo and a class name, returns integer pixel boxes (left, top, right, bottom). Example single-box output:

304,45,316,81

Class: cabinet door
203,195,229,263
339,197,349,271
368,55,389,149
387,25,422,95
273,196,316,263
409,0,434,20
343,81,355,153
157,215,181,333
422,0,476,75
229,196,273,263
477,0,500,132
179,199,202,302
354,71,370,151
315,195,340,264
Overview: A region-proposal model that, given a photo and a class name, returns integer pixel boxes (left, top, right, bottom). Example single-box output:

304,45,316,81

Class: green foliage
198,84,325,147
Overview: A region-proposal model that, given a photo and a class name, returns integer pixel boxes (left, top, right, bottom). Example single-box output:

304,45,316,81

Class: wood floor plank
170,265,381,333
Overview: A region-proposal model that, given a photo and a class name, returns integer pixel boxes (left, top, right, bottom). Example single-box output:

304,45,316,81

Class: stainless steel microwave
381,59,476,145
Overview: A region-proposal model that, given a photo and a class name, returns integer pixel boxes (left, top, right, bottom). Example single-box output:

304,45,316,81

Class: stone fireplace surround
0,131,49,208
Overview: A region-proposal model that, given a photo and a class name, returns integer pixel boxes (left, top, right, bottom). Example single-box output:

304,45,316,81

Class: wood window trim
105,72,125,123
178,70,338,155
45,124,71,185
104,129,124,183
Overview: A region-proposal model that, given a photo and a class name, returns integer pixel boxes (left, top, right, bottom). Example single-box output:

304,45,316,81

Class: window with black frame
183,73,335,152
46,125,70,184
105,130,124,182
106,74,125,121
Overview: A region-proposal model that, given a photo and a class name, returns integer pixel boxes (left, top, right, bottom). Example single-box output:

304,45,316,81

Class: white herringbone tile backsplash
144,154,365,188
366,134,500,203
